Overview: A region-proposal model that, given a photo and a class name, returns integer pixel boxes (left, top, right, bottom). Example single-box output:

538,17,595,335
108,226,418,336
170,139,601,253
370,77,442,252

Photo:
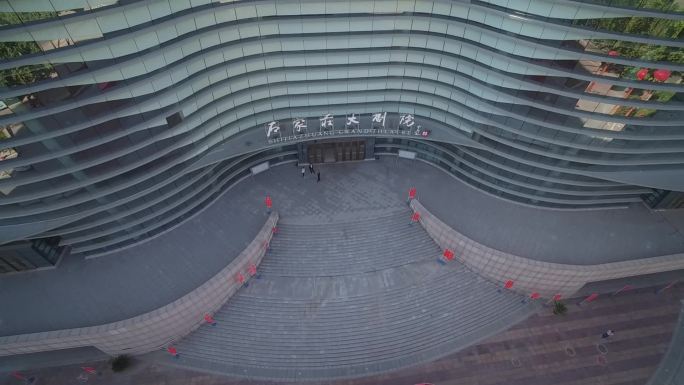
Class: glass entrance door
307,140,366,164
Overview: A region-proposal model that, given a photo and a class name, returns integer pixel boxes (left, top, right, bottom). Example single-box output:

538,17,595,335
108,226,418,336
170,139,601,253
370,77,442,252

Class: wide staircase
165,209,537,380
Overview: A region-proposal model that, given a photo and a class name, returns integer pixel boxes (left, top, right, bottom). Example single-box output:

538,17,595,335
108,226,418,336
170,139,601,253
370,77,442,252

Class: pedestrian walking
309,164,314,174
601,329,615,339
301,167,305,177
317,171,321,182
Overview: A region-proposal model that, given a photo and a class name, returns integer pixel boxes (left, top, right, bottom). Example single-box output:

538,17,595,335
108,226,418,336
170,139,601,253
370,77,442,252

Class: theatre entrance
303,139,372,164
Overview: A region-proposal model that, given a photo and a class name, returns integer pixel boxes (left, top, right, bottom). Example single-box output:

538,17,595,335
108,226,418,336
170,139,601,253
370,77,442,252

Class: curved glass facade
0,0,682,267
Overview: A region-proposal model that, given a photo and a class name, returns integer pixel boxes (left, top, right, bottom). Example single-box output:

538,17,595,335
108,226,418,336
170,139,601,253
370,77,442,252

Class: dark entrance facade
298,138,375,164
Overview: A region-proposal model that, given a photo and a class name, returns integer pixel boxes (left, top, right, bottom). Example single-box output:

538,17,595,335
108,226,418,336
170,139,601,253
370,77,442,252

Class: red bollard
248,264,257,276
497,280,514,293
81,367,97,375
407,187,417,204
577,293,598,306
443,249,455,261
410,212,420,224
265,196,272,212
522,291,540,304
204,314,216,325
236,273,245,284
167,346,179,358
272,226,278,234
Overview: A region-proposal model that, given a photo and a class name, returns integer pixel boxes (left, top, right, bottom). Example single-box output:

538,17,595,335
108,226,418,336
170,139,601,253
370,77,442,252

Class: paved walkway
1,157,683,336
0,179,269,336
3,284,682,385
239,157,684,264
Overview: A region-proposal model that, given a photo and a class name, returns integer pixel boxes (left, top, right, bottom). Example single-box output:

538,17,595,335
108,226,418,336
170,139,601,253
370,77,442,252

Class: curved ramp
160,209,537,380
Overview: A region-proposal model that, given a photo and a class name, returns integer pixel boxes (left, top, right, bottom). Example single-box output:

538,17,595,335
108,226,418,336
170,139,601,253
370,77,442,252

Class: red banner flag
411,212,420,222
530,292,540,300
236,273,245,284
585,293,599,302
265,196,272,208
613,284,633,296
408,187,417,199
248,264,257,276
656,281,677,294
11,372,26,380
552,294,562,302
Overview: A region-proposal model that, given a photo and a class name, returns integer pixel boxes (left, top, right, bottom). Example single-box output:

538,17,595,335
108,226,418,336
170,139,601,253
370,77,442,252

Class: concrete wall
412,199,684,298
0,212,278,357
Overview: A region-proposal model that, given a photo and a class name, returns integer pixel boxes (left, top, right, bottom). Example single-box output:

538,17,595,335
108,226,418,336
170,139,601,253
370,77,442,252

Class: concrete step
261,211,440,277
275,209,411,229
167,209,536,380
183,300,526,362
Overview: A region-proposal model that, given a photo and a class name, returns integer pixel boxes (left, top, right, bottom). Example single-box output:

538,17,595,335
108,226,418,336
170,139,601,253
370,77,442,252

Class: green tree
0,11,57,26
0,11,58,87
573,0,684,65
0,42,54,88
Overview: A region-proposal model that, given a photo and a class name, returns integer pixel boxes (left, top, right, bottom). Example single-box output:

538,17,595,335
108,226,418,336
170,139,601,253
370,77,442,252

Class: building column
297,142,308,164
365,137,375,160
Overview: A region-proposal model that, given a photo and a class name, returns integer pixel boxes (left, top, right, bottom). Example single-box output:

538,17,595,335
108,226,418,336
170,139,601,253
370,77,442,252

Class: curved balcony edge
410,199,684,299
0,212,279,357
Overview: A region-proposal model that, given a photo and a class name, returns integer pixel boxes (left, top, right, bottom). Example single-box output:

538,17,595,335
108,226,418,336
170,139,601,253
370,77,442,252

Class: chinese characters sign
265,120,280,139
265,113,430,144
